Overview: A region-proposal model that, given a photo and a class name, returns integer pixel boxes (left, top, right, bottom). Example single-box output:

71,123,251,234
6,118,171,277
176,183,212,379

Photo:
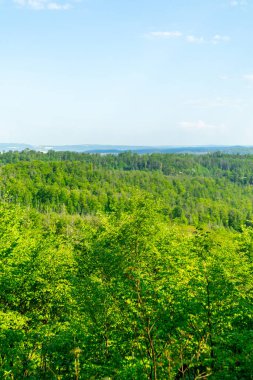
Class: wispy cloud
179,120,225,131
243,74,253,82
229,0,248,7
186,34,230,44
149,31,182,39
184,97,245,109
13,0,71,10
211,34,230,44
148,31,230,45
186,35,204,44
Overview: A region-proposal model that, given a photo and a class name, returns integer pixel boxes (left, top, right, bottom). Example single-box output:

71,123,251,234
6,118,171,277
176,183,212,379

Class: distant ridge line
0,144,253,154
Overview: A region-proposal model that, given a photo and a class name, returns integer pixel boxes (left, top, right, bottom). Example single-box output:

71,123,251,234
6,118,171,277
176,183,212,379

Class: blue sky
1,0,253,145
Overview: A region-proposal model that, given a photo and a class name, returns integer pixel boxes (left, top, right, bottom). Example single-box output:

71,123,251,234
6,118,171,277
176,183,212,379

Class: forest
0,150,253,379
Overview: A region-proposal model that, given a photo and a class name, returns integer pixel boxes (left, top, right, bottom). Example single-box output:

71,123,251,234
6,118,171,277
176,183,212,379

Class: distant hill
1,143,253,154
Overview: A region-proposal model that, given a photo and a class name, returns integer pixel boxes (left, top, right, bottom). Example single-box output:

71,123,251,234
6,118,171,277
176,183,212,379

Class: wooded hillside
0,151,252,379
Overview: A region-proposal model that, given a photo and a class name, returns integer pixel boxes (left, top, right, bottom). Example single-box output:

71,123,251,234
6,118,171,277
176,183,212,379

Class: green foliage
0,157,253,229
0,151,253,378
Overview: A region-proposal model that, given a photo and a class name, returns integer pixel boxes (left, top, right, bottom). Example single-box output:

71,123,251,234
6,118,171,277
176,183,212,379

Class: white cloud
185,34,230,45
211,34,230,44
243,74,253,82
186,35,205,44
47,2,70,10
229,0,248,6
179,120,224,131
149,31,230,45
184,97,245,109
13,0,71,10
149,31,183,39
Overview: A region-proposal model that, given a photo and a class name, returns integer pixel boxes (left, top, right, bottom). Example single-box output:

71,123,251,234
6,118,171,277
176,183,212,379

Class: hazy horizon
1,0,253,146
1,142,253,149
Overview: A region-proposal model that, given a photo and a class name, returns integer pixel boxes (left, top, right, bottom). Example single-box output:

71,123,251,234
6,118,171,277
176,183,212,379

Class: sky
1,0,253,146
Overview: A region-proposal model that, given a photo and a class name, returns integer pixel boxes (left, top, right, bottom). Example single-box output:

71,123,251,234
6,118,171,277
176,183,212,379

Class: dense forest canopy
0,150,253,379
1,150,253,229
